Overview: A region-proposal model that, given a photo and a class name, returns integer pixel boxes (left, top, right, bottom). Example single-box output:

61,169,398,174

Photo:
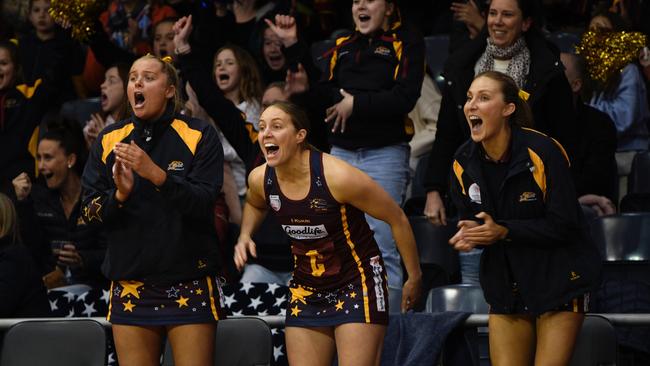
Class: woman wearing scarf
421,0,578,284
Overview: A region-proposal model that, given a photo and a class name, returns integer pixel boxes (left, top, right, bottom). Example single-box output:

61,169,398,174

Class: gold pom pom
49,0,107,42
576,30,647,84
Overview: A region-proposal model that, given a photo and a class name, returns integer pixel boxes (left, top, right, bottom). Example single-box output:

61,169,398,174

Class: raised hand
264,14,298,48
12,172,32,201
112,160,134,202
450,0,485,38
325,89,354,133
173,15,193,53
285,63,309,95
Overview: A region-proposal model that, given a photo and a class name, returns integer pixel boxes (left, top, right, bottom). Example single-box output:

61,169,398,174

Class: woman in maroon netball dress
234,102,421,366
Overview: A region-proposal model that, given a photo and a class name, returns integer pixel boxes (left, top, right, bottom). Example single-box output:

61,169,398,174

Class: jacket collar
130,103,175,146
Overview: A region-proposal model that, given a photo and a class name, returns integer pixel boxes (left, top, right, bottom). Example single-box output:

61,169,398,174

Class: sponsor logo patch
270,194,281,211
282,224,329,239
469,183,482,204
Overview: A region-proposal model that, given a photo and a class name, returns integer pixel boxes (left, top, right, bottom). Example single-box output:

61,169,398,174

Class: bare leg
488,314,536,366
166,323,217,366
534,312,584,366
334,323,387,366
112,324,164,366
285,326,336,366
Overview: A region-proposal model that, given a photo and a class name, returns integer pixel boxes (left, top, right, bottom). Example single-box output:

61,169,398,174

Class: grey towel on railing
380,311,471,366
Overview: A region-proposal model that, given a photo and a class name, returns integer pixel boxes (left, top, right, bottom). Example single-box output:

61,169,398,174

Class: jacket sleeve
351,33,425,127
500,141,581,247
177,51,260,170
422,82,466,193
14,198,51,275
157,123,224,219
448,160,476,221
81,135,124,225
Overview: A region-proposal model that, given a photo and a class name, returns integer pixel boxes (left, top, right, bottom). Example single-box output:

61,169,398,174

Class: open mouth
43,172,54,180
358,14,371,24
218,73,230,82
100,92,108,105
469,115,483,131
134,91,145,108
265,143,279,157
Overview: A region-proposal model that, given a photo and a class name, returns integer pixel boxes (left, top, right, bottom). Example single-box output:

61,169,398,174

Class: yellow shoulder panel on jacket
15,79,43,99
28,126,40,177
171,119,202,155
521,127,570,166
329,35,352,81
452,160,466,195
527,148,547,200
101,124,135,163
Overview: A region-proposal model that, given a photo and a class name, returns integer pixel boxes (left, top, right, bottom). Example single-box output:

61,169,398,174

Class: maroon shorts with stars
284,275,389,328
107,276,228,326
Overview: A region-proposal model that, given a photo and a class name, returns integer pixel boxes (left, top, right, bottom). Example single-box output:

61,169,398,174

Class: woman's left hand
55,243,84,268
325,89,354,133
401,275,422,313
461,212,508,245
113,141,166,185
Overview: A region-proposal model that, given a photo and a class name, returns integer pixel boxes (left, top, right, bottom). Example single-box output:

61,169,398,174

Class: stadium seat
425,284,488,314
162,317,272,366
423,35,450,90
59,97,102,128
0,320,106,366
408,216,460,280
589,213,650,262
569,315,617,366
546,31,581,53
627,151,650,195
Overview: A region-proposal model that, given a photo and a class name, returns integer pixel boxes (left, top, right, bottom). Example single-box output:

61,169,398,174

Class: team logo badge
167,160,184,171
519,191,537,202
270,194,282,211
309,198,328,212
469,183,482,204
374,46,391,56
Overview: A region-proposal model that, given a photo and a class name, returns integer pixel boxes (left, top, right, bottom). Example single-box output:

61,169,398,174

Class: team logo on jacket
270,194,282,211
167,160,184,171
374,46,391,56
282,224,329,239
519,191,537,202
469,183,482,204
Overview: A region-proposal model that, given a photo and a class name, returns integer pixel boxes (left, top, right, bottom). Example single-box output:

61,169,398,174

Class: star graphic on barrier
82,302,97,317
273,345,284,361
176,296,189,308
123,300,135,312
241,282,255,294
274,294,287,308
119,281,144,299
49,299,58,311
166,286,180,298
291,305,302,317
350,291,357,299
224,293,237,308
248,296,263,310
266,283,280,295
290,286,313,305
100,289,110,304
335,300,345,311
196,288,203,295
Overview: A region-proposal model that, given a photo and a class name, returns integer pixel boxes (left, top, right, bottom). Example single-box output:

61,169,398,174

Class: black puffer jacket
423,29,578,194
449,127,601,314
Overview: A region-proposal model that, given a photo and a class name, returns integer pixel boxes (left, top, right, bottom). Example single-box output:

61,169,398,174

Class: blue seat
569,315,617,366
589,213,650,262
0,320,106,366
425,284,488,314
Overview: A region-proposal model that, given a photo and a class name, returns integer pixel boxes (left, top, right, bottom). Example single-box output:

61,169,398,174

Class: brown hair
214,45,263,105
264,101,312,149
131,54,183,114
0,193,19,245
474,70,533,128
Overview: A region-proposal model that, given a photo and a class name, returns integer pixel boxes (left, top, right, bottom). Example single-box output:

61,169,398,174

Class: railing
1,313,649,330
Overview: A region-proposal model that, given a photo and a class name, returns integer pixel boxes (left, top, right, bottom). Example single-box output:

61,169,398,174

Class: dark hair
590,7,630,31
151,16,179,43
491,0,544,32
474,71,534,128
40,116,88,177
107,62,130,121
0,193,19,245
264,101,311,149
130,54,183,114
0,40,23,86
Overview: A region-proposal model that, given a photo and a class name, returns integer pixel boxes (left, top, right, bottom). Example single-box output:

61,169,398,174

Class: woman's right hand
173,15,193,53
424,190,447,226
12,172,32,201
264,14,298,48
233,236,257,271
112,160,133,202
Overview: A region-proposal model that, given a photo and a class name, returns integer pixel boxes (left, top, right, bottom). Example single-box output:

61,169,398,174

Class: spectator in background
422,0,577,284
0,192,49,318
316,0,425,310
18,0,85,105
13,118,107,289
561,52,617,216
83,63,130,148
581,10,650,152
0,40,61,195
